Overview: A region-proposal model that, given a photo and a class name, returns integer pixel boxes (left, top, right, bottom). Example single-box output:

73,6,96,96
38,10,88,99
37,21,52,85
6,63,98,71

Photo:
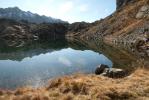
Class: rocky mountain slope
0,7,67,24
0,0,148,57
0,7,68,42
116,0,133,9
67,0,149,57
0,18,68,41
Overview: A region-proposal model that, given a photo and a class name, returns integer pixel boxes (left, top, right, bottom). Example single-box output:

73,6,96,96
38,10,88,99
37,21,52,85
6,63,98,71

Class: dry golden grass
0,68,148,100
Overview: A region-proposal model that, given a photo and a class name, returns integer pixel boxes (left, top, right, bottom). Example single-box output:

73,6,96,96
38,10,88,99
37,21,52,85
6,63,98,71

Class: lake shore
0,67,148,100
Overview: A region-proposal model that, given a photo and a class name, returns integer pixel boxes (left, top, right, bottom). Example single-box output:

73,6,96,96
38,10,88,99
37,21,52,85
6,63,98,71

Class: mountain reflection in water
0,38,143,89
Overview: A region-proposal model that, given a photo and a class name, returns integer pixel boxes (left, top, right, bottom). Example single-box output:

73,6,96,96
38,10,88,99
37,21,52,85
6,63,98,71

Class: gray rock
95,65,127,78
106,68,126,78
136,5,149,19
95,64,109,75
140,6,149,12
136,12,145,19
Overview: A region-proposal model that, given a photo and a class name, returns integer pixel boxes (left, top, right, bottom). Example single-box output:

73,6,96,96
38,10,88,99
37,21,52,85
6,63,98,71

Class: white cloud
79,4,88,12
59,1,74,14
58,56,72,67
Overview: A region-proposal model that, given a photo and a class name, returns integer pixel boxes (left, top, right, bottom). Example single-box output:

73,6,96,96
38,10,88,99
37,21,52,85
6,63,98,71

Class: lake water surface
0,39,138,89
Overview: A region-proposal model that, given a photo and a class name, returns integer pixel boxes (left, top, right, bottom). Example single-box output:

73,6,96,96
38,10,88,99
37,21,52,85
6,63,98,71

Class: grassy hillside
66,0,149,57
0,68,148,100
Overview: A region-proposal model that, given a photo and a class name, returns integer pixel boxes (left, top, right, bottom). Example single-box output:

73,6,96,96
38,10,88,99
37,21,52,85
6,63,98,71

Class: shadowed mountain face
0,7,68,41
0,7,67,24
116,0,133,9
0,18,68,40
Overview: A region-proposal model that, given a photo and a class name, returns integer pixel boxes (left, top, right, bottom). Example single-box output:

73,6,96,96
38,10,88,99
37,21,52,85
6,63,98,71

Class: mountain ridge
0,0,148,57
0,7,67,24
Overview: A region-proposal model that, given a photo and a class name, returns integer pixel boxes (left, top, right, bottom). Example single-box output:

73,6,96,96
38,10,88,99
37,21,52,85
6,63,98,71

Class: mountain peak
8,6,20,9
4,6,21,12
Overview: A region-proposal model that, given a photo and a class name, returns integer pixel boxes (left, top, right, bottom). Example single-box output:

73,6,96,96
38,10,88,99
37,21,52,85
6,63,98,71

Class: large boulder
95,64,127,78
106,68,127,78
95,64,109,75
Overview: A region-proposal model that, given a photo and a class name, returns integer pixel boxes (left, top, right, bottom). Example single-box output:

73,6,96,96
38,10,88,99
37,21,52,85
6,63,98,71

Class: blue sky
0,0,116,23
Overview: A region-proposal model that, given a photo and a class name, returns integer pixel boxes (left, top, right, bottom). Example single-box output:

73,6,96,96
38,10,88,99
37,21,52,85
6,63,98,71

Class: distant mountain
0,7,67,24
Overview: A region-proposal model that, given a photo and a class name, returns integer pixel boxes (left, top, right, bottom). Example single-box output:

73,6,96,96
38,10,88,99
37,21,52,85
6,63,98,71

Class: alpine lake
0,38,144,89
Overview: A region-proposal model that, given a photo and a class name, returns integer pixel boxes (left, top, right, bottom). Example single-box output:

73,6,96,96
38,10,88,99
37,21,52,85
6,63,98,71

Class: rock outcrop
116,0,133,9
66,22,90,36
0,18,68,41
0,18,33,40
136,5,149,19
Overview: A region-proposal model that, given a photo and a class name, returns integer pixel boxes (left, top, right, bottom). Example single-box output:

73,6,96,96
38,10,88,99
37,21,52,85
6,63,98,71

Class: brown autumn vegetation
0,0,148,100
0,68,148,100
66,0,149,56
